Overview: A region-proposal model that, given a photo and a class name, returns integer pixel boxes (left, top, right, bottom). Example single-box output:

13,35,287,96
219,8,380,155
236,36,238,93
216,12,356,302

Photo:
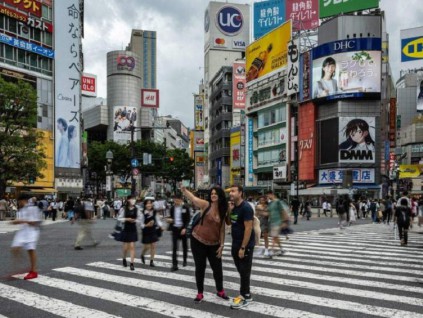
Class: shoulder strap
200,203,211,225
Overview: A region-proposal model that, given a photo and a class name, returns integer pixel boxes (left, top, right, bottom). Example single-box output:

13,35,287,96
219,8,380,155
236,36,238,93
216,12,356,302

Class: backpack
370,202,377,212
186,204,211,238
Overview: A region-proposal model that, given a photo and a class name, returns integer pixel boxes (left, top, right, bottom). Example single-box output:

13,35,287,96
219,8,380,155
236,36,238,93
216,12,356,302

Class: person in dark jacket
394,198,411,246
167,193,191,271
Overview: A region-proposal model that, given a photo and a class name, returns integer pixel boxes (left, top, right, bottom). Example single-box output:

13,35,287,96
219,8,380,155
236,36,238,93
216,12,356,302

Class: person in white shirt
322,201,328,217
10,193,42,280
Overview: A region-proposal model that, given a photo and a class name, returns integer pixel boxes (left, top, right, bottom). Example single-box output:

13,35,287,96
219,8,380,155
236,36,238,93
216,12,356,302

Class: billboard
246,20,291,82
194,95,204,130
389,98,396,147
312,38,381,101
253,0,285,40
319,0,379,19
299,50,312,101
204,2,250,52
4,0,42,17
298,102,316,181
399,165,423,179
54,0,81,169
141,89,159,108
0,4,53,33
0,33,54,59
339,117,375,163
401,33,423,62
194,131,205,152
81,73,97,97
319,168,375,185
194,153,205,188
320,118,338,164
233,61,246,109
418,80,423,112
287,38,299,96
247,117,254,182
113,106,136,142
286,0,318,31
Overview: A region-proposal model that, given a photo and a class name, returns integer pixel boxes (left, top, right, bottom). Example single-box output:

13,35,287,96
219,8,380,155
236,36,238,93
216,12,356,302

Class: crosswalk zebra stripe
13,274,229,318
290,232,421,244
0,282,120,318
0,314,9,318
131,255,423,307
99,258,423,318
163,252,423,294
54,266,328,318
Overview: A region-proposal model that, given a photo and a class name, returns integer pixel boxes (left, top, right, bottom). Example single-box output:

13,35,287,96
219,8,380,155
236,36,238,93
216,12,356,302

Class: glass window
8,18,17,34
33,29,41,42
5,46,13,60
0,16,4,29
29,53,37,68
42,5,52,20
44,32,52,46
17,49,25,65
0,44,3,58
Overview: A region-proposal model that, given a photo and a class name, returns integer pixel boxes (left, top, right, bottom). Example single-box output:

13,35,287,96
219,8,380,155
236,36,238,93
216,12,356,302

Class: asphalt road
0,213,422,318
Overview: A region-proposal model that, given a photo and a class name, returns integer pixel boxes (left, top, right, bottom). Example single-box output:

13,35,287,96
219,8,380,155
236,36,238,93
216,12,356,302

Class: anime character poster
339,117,376,163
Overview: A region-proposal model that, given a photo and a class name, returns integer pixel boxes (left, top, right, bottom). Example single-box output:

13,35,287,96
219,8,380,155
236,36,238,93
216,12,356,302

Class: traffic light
28,176,35,184
169,156,174,163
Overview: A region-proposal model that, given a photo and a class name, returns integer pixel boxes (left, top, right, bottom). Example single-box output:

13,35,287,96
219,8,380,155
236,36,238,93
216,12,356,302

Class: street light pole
130,126,136,196
106,150,114,203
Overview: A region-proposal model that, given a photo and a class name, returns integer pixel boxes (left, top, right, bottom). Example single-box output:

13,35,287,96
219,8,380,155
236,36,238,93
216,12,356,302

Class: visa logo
233,40,246,47
401,36,423,61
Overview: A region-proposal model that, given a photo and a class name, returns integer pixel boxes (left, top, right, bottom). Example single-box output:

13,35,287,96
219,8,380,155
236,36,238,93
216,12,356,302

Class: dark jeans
293,210,298,224
231,245,254,297
190,236,223,294
51,209,57,221
397,222,410,243
172,227,187,266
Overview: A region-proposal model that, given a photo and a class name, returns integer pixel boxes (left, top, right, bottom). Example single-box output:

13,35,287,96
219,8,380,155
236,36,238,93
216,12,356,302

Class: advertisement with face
113,106,137,142
339,117,375,163
312,38,381,101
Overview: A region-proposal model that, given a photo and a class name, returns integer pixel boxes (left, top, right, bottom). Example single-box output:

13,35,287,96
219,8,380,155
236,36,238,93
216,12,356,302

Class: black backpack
186,204,211,238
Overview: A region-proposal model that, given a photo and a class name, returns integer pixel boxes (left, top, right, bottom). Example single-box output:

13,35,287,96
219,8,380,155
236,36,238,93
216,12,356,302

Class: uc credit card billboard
311,38,381,101
246,19,291,82
319,0,379,19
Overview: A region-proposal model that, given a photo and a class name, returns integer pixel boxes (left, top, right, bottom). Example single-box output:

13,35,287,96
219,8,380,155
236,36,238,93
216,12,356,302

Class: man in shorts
10,193,42,280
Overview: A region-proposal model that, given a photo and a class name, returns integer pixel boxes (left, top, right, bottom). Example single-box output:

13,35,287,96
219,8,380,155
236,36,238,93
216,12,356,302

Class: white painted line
13,274,228,318
92,260,423,318
0,314,9,318
164,253,423,294
0,282,120,318
56,266,328,318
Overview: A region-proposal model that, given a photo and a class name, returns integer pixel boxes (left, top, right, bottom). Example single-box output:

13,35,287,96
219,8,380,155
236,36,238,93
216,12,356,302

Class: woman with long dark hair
140,199,163,267
339,118,375,151
313,57,338,98
181,185,229,303
117,195,140,271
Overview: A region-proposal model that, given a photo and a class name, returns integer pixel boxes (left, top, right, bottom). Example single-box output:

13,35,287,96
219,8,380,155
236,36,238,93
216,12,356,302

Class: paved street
0,216,422,317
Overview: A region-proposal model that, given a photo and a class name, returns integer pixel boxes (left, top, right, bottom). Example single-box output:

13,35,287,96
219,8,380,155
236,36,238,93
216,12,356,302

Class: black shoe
171,266,179,272
183,260,187,267
150,260,155,267
141,255,145,264
74,246,83,250
123,258,127,267
130,263,134,271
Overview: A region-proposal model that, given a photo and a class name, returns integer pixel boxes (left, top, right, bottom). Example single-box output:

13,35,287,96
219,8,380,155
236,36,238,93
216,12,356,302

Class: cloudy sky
82,0,423,128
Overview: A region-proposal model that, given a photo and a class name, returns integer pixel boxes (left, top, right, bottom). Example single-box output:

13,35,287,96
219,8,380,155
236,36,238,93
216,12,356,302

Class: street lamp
106,150,114,203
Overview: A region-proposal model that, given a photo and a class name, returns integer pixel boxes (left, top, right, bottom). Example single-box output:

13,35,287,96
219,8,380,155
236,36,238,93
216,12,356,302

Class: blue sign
131,159,139,168
312,38,381,60
0,34,54,59
216,6,243,36
248,118,254,182
253,0,285,40
401,36,423,62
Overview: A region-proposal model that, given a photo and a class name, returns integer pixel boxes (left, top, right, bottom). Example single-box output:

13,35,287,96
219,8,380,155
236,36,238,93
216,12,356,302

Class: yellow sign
402,37,423,60
399,164,423,179
246,20,291,82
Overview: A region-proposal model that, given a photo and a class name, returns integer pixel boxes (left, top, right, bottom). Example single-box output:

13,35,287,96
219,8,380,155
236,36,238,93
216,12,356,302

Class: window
42,5,52,21
17,49,26,65
0,16,4,29
44,32,52,46
5,45,14,60
8,18,17,34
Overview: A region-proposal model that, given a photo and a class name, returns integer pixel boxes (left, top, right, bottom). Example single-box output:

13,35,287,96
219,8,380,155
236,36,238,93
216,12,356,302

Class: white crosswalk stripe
0,223,422,318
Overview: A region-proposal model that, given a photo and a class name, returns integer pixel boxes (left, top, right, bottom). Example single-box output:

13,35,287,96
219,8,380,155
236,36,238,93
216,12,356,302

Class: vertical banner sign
253,0,285,40
286,0,319,31
248,118,254,182
194,95,204,130
233,61,246,109
298,102,316,181
389,98,396,147
299,50,312,101
54,1,81,169
287,38,299,96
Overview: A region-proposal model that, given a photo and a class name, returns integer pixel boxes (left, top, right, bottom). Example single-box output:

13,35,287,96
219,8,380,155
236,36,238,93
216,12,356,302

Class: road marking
12,274,228,318
54,266,327,318
0,282,120,318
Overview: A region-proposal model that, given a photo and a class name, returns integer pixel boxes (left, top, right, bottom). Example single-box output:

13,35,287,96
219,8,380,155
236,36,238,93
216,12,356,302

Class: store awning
22,188,57,194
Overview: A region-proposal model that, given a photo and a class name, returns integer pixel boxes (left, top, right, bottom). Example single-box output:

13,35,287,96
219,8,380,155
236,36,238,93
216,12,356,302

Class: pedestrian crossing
0,223,422,318
0,219,67,235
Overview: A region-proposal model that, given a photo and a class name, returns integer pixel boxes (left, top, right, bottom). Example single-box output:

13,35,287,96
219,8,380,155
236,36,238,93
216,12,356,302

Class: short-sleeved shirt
230,200,255,248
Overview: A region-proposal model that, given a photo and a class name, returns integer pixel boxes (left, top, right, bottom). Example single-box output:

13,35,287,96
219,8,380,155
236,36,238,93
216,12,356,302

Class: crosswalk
0,223,422,317
0,219,67,234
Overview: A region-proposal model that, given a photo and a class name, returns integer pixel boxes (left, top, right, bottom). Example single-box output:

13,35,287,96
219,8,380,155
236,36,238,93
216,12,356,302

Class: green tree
0,78,46,197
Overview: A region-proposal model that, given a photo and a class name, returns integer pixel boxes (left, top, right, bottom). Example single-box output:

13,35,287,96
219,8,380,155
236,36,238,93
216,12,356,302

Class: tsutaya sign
319,0,379,19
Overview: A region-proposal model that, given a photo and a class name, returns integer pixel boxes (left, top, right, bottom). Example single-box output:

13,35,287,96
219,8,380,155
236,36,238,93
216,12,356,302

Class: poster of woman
339,117,376,163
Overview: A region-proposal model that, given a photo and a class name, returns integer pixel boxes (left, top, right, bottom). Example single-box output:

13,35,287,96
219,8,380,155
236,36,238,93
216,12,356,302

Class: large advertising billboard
287,38,299,96
113,106,137,142
253,0,285,40
319,168,375,185
389,98,396,147
194,153,205,188
204,2,250,52
401,26,423,63
233,61,246,109
286,0,319,31
194,95,204,130
312,38,381,101
81,73,97,97
4,0,42,17
298,102,316,181
418,80,423,112
246,20,291,83
319,0,379,19
54,0,81,169
339,117,376,163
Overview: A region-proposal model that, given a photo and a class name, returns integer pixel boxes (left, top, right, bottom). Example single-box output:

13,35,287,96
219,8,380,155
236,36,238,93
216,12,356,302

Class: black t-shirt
395,206,411,224
230,200,255,248
291,199,300,211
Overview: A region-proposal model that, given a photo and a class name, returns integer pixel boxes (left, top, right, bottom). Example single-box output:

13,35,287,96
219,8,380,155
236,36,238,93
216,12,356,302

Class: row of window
257,149,283,167
0,15,52,46
0,43,52,75
257,105,286,129
258,128,284,147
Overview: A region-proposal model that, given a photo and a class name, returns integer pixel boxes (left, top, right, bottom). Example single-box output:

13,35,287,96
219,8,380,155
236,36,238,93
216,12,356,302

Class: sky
81,0,423,129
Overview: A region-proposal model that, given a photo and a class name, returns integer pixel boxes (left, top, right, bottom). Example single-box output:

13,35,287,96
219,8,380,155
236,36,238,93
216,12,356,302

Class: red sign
81,74,97,97
232,61,246,109
298,102,316,181
286,0,319,31
141,89,159,108
0,4,52,32
4,0,42,18
389,98,396,147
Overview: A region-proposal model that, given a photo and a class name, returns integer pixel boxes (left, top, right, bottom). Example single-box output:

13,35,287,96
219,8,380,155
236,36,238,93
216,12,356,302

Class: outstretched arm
181,186,209,211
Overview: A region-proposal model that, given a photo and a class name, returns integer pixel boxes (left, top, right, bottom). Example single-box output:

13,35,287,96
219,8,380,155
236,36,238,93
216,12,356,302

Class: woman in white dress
349,202,357,225
67,125,79,168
